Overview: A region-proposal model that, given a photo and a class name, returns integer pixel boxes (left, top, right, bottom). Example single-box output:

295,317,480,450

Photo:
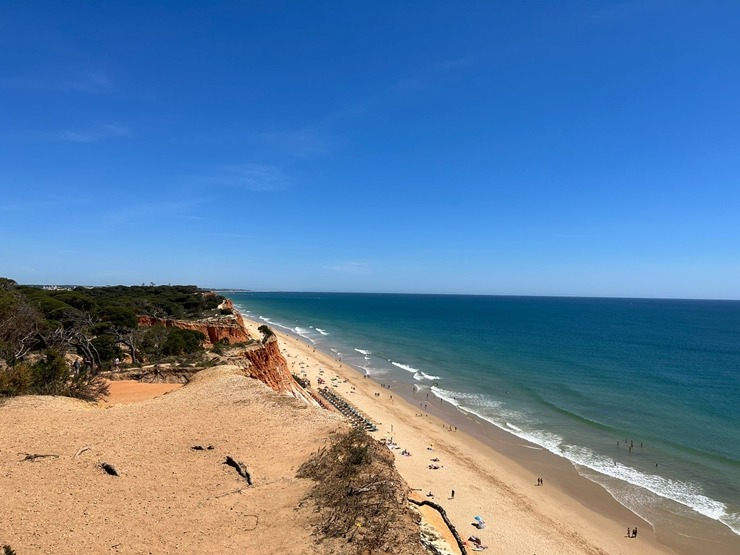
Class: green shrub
90,335,121,366
31,350,70,395
0,362,33,396
257,325,274,342
161,328,205,356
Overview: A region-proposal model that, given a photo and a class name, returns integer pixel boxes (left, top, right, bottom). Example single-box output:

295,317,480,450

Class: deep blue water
226,292,740,535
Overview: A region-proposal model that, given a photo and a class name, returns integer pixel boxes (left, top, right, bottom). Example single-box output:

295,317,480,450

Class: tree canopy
0,279,226,400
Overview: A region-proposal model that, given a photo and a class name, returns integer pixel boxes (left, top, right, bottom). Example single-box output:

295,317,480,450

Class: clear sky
2,1,739,298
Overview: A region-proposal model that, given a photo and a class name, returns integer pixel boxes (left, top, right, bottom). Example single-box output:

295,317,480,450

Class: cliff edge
136,299,314,404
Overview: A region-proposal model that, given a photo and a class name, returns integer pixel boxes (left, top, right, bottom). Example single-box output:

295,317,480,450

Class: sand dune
0,366,341,554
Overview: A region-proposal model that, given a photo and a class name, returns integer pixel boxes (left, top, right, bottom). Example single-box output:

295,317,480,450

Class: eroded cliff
240,335,315,403
137,314,251,346
136,301,314,404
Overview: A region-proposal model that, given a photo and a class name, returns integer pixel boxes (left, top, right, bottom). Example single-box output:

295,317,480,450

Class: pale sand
103,380,182,404
0,366,344,554
245,316,679,555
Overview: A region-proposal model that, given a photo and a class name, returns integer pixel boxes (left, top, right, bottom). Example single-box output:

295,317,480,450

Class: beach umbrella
474,516,483,522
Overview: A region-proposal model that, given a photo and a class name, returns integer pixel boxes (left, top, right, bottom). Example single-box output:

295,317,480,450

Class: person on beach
633,527,637,538
451,489,455,499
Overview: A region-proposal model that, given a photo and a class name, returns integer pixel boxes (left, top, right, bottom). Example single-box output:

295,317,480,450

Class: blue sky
2,1,739,298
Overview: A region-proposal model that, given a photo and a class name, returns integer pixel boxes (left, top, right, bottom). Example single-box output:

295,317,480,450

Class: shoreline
241,315,739,555
241,316,671,554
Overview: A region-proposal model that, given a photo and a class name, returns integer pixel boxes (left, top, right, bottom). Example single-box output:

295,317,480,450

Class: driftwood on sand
19,453,59,462
408,497,468,555
224,456,253,485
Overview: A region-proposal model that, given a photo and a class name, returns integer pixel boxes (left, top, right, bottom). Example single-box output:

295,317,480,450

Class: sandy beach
237,316,681,555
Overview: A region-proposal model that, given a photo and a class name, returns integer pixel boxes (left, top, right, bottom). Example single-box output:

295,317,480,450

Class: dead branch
19,453,59,462
243,514,259,531
74,446,92,458
407,497,468,555
214,487,247,499
224,456,253,485
348,477,387,496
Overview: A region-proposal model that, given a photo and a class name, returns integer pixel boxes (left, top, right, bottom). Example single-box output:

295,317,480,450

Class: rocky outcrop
136,302,315,405
137,315,251,346
240,335,315,404
217,298,246,328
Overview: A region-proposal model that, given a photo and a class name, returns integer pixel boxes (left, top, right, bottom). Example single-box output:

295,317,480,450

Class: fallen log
408,497,467,555
224,456,252,485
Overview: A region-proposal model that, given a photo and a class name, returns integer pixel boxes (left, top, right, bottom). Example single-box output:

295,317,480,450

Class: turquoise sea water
226,292,740,538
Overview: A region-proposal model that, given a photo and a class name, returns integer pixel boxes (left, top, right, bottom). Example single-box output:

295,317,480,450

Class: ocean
225,292,740,542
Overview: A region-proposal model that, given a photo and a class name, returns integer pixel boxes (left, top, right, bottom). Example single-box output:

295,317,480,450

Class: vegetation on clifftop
0,278,226,400
298,427,426,555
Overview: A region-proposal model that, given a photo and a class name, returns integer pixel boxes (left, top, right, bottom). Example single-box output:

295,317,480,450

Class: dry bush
297,427,426,555
0,350,108,401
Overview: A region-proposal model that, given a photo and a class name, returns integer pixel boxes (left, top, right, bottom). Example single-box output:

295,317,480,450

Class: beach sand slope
0,366,342,554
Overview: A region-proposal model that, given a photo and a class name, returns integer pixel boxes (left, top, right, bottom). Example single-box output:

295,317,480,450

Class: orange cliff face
241,335,314,403
137,314,251,346
137,300,314,404
218,298,246,328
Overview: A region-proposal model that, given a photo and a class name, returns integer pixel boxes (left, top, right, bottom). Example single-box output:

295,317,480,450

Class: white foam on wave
355,348,371,355
293,327,316,343
392,361,420,374
561,446,740,535
316,328,329,336
258,315,293,333
430,386,463,408
359,365,387,376
431,385,740,535
412,371,441,382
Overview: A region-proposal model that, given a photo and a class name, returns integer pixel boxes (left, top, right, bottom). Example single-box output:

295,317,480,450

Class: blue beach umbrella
474,516,483,521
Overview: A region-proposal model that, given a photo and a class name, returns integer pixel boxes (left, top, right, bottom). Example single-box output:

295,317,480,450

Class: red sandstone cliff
137,300,314,404
240,335,314,403
137,314,251,346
